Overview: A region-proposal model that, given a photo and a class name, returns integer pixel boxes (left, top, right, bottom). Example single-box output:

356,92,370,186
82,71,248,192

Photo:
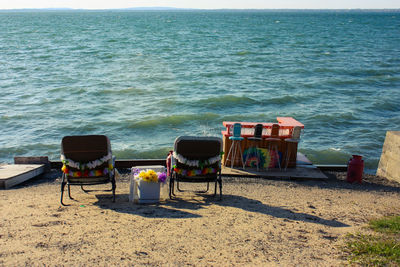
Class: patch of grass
344,216,400,266
369,215,400,234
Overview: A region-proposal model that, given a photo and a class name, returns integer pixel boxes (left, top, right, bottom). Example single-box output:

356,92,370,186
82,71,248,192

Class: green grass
345,216,400,266
369,216,400,235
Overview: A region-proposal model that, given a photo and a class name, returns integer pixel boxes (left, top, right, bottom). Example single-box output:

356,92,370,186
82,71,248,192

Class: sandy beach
1,171,400,266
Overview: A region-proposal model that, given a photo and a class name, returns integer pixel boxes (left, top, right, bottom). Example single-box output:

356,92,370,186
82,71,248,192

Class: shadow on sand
93,193,348,228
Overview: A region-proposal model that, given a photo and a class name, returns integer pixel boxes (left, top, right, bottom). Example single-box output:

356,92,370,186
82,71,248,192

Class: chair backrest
253,124,263,138
291,126,302,140
232,123,242,138
270,124,280,138
174,136,222,161
61,135,110,164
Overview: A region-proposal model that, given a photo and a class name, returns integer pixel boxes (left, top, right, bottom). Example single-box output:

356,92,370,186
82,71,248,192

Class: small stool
265,124,281,170
284,126,302,170
245,123,264,171
225,123,245,169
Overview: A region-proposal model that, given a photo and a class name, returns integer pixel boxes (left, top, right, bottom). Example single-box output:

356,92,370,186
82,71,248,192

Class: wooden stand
221,117,304,168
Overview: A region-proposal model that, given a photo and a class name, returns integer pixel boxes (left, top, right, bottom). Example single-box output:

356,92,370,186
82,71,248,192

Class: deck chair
60,135,116,206
169,136,223,200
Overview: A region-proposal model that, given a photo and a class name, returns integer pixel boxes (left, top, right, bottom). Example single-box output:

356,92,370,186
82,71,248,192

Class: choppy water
1,10,400,173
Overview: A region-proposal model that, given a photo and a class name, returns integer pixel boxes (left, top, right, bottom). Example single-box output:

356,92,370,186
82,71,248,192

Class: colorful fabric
61,165,112,178
243,148,281,168
173,166,218,177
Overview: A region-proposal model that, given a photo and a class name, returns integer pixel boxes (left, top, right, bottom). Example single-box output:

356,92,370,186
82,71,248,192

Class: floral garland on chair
172,152,221,168
60,152,113,177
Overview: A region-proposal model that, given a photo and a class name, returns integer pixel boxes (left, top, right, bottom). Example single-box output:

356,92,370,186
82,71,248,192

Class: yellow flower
147,170,158,182
136,169,160,183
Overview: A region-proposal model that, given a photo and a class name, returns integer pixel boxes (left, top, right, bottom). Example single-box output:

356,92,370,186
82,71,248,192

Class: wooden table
221,117,304,168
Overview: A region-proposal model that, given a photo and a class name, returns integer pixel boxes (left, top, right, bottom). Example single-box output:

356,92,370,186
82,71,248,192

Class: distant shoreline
1,8,399,12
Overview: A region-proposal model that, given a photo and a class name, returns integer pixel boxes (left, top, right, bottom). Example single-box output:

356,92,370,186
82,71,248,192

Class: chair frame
225,123,245,169
284,126,302,170
169,136,223,200
60,135,116,206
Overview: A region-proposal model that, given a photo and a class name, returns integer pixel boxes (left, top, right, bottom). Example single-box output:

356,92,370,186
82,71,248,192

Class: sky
0,0,399,10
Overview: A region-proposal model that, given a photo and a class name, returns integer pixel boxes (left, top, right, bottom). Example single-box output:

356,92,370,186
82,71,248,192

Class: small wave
266,95,309,105
0,143,60,162
202,71,237,78
236,51,252,56
308,112,358,124
369,100,400,112
196,95,258,109
300,148,350,165
126,113,220,130
96,87,147,96
348,68,398,77
54,88,86,95
220,113,274,123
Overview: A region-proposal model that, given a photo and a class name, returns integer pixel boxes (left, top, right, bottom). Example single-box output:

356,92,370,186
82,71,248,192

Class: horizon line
1,7,400,11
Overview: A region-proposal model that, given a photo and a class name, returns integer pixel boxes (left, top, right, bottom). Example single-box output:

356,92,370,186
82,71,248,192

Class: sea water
1,10,399,173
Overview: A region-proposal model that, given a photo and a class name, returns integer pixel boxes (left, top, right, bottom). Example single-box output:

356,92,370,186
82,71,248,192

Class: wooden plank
221,166,328,180
0,164,45,189
276,117,305,128
14,156,51,171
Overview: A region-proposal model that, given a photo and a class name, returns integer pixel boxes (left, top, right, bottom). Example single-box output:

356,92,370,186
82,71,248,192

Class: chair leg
169,175,176,199
275,144,281,170
195,182,210,193
284,150,291,170
255,145,260,171
218,173,222,200
268,143,274,170
225,141,234,168
169,178,173,199
244,142,253,169
268,142,281,170
81,185,113,193
177,181,183,192
237,142,245,170
231,141,237,169
111,177,116,203
67,184,73,200
60,175,67,206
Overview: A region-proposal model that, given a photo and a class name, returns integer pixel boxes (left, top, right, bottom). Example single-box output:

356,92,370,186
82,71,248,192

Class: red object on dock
346,155,364,183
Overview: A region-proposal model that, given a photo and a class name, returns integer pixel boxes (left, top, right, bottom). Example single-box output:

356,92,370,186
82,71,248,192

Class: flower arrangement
132,168,167,183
